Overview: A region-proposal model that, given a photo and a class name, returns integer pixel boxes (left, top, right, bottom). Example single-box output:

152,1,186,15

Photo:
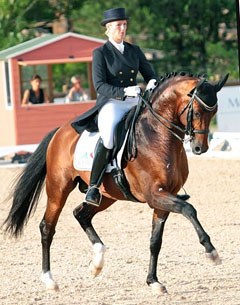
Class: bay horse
3,72,228,295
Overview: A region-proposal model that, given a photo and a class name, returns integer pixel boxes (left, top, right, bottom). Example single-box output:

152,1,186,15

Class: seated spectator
21,74,50,105
65,76,88,103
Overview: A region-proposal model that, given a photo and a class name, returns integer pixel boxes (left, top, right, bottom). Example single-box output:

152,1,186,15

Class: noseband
141,85,217,143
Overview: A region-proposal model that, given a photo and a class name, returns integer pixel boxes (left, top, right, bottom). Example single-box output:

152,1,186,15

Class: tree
0,0,84,47
0,0,38,47
0,0,238,80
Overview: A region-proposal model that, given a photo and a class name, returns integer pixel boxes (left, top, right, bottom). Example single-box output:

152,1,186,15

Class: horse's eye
194,111,201,119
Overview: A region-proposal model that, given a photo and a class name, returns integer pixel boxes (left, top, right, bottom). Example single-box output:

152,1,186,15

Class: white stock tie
119,43,124,54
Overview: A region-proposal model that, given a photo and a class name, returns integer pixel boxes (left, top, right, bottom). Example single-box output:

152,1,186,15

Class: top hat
101,7,129,26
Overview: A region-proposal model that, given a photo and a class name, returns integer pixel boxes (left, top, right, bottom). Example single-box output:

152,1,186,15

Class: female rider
84,7,157,206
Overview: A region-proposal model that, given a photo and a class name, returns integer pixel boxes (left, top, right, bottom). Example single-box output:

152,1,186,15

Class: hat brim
101,16,129,26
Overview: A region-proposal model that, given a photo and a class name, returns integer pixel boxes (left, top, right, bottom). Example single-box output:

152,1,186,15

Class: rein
140,86,217,144
141,95,186,143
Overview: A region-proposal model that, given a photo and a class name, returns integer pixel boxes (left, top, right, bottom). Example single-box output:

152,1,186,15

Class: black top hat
101,7,129,26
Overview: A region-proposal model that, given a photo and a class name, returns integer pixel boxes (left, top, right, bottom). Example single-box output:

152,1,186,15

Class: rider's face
107,20,127,43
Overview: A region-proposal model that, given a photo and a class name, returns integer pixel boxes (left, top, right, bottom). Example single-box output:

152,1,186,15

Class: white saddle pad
73,130,128,172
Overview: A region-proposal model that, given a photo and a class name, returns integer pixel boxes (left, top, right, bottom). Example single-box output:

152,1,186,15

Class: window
20,65,49,98
20,62,92,104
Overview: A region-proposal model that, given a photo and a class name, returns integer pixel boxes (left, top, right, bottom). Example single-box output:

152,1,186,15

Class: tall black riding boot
85,138,112,206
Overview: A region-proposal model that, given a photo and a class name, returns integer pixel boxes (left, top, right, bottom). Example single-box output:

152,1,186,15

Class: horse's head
178,73,229,154
145,72,229,156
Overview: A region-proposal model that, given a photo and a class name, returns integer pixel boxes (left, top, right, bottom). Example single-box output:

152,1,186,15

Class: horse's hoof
150,282,168,295
46,282,59,292
41,272,59,291
89,261,103,277
206,249,222,265
89,243,106,277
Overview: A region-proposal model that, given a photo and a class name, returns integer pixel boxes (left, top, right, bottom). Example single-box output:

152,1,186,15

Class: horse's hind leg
40,177,75,291
146,210,169,295
73,197,115,277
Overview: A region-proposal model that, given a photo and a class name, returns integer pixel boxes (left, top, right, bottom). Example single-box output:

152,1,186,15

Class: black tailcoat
72,40,157,132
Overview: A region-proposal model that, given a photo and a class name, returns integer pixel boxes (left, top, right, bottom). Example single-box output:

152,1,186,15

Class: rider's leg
85,138,112,206
86,98,139,207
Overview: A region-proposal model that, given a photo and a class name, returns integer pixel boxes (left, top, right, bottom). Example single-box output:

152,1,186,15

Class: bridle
140,82,218,144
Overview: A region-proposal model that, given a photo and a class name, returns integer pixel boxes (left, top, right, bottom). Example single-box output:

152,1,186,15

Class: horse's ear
196,79,205,90
187,79,205,97
214,73,229,92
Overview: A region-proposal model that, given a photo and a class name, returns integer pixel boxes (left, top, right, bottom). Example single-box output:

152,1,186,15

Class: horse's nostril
194,146,201,154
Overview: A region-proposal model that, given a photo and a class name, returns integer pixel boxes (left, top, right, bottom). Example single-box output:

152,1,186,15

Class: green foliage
0,0,84,47
206,41,239,79
52,63,88,92
0,0,238,81
73,0,238,79
0,0,35,47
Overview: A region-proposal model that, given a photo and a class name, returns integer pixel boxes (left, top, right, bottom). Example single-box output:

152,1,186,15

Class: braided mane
157,71,206,84
151,71,207,102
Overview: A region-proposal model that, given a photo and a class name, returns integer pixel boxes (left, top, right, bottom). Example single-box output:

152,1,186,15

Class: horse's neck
152,83,180,114
135,96,184,160
135,78,197,159
137,111,181,149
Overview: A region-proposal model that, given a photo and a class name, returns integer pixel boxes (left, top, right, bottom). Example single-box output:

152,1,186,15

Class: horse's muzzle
191,141,208,155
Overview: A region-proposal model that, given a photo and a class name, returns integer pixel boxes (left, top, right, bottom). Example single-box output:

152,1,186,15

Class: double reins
140,83,217,143
140,94,186,143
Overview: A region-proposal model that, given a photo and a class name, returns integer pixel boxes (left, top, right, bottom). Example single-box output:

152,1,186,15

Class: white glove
146,79,157,91
124,86,141,97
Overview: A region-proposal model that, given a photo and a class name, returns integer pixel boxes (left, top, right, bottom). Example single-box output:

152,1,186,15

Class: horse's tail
3,127,59,238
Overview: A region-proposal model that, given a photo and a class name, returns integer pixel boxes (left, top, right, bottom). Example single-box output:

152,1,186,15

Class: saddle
72,103,143,202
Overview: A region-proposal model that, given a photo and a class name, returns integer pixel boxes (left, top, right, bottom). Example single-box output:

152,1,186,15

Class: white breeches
98,97,139,149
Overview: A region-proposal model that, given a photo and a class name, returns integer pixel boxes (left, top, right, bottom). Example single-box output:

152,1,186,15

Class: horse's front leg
73,197,115,277
182,202,221,264
149,191,221,264
147,210,169,295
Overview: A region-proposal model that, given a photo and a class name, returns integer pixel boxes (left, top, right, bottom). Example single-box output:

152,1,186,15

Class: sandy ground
0,156,240,305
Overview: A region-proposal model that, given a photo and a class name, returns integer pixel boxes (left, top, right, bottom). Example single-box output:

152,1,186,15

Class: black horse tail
3,127,59,238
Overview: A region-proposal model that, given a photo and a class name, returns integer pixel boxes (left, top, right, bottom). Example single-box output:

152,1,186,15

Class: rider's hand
146,79,157,92
124,86,141,97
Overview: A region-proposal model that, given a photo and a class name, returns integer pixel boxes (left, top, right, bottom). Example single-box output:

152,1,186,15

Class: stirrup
85,186,102,207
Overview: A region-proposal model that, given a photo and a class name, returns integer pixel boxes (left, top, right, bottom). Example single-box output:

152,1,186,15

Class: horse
3,72,228,295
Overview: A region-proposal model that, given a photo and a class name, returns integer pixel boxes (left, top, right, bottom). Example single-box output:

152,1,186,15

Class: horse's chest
165,161,177,176
161,160,186,186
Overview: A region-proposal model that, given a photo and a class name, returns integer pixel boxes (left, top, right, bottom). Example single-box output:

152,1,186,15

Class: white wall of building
217,85,240,132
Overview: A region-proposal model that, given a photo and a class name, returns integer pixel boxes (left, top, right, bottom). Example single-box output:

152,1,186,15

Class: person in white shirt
65,76,88,103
